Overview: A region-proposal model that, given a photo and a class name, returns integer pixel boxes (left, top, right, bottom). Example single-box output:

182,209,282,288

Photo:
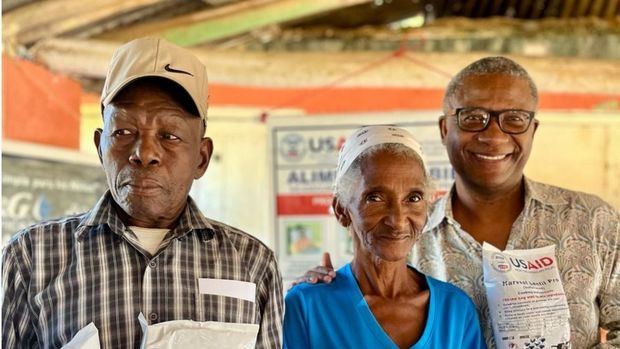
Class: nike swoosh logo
164,64,194,76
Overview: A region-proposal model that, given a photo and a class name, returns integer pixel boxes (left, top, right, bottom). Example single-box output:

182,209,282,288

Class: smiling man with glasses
424,57,619,348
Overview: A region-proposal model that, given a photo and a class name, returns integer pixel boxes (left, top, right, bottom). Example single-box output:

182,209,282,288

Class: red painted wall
207,84,620,113
82,84,619,115
3,54,81,149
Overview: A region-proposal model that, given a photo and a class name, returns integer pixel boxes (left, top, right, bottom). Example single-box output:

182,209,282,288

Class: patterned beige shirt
412,178,620,349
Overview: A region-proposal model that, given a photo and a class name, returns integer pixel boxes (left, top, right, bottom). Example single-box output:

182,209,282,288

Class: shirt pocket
194,278,257,324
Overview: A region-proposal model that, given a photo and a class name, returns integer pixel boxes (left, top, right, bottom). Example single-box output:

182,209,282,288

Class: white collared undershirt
129,226,170,255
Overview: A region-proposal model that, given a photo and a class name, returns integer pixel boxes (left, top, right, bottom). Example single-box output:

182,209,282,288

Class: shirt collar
523,177,567,206
425,186,458,231
424,177,567,233
74,190,214,240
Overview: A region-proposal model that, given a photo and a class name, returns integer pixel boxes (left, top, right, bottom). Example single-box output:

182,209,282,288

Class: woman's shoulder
286,264,352,302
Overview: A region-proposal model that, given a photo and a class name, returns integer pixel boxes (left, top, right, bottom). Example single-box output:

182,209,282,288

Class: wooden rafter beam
506,0,519,15
489,0,503,16
462,0,478,16
2,0,38,12
2,0,168,47
575,0,590,16
28,38,620,96
543,0,563,17
96,0,373,47
530,0,545,18
478,0,491,17
561,0,576,17
589,0,605,16
603,0,619,18
517,0,533,17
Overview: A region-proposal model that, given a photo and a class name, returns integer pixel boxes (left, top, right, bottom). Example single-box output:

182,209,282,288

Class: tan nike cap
101,37,209,121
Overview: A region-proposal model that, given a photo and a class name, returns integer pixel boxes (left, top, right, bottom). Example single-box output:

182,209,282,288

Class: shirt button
149,312,158,321
149,260,158,269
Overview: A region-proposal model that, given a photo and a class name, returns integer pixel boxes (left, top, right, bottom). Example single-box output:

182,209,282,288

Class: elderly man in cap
2,38,283,348
297,57,620,348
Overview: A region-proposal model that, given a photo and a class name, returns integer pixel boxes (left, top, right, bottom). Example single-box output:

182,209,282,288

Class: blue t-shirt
284,263,486,349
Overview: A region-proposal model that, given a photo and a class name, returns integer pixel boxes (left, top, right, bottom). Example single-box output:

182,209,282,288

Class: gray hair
333,143,435,204
443,56,538,112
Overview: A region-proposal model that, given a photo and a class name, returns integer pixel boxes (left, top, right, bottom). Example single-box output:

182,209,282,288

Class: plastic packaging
482,243,571,349
139,313,259,349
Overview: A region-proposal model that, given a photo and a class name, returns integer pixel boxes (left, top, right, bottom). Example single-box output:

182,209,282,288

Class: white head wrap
335,125,425,185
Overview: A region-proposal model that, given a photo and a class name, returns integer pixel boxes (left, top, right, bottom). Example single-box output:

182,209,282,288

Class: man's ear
531,118,539,136
194,137,213,179
94,128,104,165
439,115,448,146
332,196,351,228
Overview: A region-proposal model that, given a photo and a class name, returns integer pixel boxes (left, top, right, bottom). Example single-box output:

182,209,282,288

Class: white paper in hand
482,243,571,349
139,313,259,349
61,322,101,349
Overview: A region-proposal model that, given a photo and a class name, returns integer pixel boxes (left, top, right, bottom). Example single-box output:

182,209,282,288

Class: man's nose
477,116,510,144
128,136,161,166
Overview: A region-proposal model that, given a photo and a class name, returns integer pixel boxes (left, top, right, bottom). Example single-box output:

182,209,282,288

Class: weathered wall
525,112,620,209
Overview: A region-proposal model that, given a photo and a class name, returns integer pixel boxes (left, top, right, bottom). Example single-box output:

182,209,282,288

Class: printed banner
2,154,107,244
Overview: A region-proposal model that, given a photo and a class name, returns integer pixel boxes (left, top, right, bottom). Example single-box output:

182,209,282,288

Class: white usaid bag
482,243,571,349
138,313,259,349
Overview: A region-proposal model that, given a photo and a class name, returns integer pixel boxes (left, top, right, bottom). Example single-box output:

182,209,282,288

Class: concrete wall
525,112,620,209
190,111,272,245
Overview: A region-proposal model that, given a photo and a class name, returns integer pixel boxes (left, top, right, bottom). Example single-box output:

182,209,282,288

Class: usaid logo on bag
492,252,554,273
508,255,554,272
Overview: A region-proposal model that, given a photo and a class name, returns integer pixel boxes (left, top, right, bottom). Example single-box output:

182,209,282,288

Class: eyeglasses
447,107,536,134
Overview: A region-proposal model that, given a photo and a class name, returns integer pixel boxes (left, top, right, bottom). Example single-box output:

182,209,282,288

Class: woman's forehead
359,147,424,168
358,151,425,180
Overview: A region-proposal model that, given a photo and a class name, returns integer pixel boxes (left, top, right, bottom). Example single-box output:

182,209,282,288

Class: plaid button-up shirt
2,191,283,349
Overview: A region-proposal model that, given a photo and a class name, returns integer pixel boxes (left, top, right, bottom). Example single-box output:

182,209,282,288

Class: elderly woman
283,126,485,349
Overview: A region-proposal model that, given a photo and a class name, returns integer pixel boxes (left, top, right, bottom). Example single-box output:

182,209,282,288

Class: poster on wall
271,116,455,285
2,154,108,244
